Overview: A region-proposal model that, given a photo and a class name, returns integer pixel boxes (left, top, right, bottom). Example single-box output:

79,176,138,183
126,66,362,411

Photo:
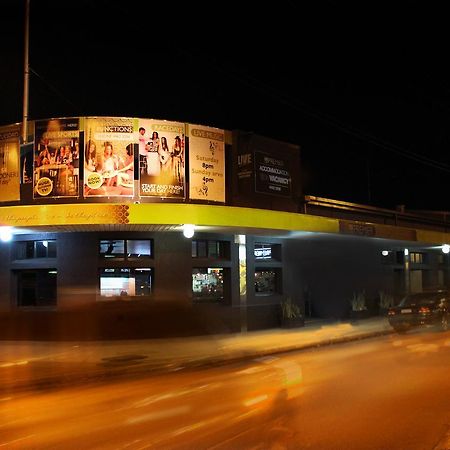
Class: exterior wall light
381,250,389,256
0,227,13,242
182,224,195,239
404,248,409,256
442,244,450,254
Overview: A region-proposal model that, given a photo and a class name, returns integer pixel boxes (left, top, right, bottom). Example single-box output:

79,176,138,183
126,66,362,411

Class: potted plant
280,297,304,328
349,290,369,320
378,290,394,315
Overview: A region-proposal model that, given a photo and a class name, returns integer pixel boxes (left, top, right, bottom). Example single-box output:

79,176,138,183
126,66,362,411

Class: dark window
192,268,224,302
35,241,48,258
192,240,228,259
197,240,207,258
208,241,219,258
15,240,57,259
17,269,57,307
99,268,153,299
255,269,281,295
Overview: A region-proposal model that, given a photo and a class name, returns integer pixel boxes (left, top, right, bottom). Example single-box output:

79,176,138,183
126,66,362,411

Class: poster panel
84,117,136,197
254,151,292,197
0,124,20,202
138,119,185,199
33,118,80,198
188,124,225,202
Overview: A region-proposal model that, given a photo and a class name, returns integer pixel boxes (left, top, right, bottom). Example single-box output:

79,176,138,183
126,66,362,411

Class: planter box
280,317,305,329
349,309,371,320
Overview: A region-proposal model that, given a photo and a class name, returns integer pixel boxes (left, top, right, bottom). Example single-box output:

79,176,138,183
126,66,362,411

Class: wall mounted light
404,248,409,256
381,250,389,257
0,227,13,242
442,244,450,254
182,224,195,239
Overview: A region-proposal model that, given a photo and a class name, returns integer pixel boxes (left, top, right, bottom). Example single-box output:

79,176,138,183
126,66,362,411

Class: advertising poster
84,117,136,197
188,124,225,202
0,124,20,202
33,118,80,198
138,119,185,199
254,151,292,197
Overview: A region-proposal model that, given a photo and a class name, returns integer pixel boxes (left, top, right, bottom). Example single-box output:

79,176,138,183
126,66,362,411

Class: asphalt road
2,328,450,449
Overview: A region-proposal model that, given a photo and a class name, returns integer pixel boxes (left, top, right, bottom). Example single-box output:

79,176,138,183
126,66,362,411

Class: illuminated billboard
138,119,185,199
84,117,136,197
33,118,81,198
254,151,292,197
0,124,20,202
188,124,225,203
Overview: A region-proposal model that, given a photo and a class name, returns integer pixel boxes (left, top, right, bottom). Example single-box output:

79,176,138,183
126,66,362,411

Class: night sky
1,1,449,211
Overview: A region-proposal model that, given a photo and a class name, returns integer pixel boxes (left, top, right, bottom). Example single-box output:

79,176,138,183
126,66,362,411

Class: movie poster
84,117,136,197
0,124,20,202
138,119,185,199
188,124,225,202
33,118,80,198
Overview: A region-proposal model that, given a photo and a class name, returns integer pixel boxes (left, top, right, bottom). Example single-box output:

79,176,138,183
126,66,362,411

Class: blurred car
387,290,449,333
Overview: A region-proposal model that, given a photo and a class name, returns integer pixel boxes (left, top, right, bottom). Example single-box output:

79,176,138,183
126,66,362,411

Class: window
192,240,228,259
126,240,152,260
99,268,152,299
255,269,281,295
254,243,281,261
17,269,57,307
192,268,224,302
254,243,272,260
99,239,152,260
15,240,57,259
410,252,424,264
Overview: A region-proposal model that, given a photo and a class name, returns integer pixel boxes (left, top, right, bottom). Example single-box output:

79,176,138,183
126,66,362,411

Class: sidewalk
0,316,393,393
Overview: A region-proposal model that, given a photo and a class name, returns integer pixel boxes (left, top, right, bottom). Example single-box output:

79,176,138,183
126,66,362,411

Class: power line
203,55,450,173
29,66,79,111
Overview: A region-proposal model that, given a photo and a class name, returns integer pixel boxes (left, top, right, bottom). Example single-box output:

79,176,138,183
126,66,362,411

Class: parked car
387,290,449,333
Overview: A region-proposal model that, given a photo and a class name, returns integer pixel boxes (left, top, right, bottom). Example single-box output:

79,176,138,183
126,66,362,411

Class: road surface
2,328,450,449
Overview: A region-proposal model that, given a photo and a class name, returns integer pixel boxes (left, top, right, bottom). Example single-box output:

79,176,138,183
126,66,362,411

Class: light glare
0,227,13,242
182,224,195,238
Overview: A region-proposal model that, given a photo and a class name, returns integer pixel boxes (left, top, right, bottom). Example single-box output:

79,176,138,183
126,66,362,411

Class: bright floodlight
442,244,450,254
381,250,389,256
0,227,13,242
182,224,195,238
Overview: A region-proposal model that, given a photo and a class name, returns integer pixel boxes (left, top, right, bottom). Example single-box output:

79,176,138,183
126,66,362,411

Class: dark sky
1,1,450,211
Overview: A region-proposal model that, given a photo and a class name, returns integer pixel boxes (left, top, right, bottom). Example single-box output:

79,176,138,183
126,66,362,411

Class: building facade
0,116,449,338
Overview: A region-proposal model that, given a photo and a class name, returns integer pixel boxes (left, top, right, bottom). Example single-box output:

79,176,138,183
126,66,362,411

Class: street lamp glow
442,244,450,254
182,224,195,238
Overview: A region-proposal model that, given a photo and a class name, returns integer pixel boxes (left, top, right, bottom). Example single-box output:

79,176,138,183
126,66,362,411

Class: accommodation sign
254,151,291,197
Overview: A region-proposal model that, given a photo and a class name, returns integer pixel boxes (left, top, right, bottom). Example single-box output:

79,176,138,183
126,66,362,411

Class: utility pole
22,0,30,144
